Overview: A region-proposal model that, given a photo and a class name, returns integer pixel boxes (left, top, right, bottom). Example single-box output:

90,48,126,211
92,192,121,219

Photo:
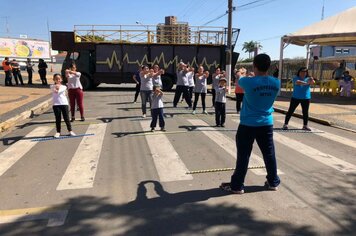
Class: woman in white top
152,64,164,87
140,65,153,117
192,66,209,114
211,68,221,107
66,63,85,122
51,74,75,138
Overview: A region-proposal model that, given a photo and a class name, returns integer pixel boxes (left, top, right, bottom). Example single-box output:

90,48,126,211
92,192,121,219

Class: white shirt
187,72,195,87
51,85,69,106
67,71,83,90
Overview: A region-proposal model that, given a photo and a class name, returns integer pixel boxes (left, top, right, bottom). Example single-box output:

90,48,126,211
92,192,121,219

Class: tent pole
306,44,311,68
278,37,284,79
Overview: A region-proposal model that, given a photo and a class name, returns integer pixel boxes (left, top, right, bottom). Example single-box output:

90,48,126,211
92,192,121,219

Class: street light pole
136,21,150,43
226,0,233,94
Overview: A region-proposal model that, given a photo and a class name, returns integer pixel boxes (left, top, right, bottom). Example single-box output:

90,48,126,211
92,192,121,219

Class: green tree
81,34,105,42
242,41,262,59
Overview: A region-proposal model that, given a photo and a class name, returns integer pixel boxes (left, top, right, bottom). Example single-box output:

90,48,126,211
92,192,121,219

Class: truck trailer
51,24,239,90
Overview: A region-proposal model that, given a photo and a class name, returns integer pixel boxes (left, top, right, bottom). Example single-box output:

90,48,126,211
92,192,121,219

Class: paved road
0,89,355,235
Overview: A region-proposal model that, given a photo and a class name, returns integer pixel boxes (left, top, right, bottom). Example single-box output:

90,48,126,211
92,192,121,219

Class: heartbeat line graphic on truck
96,51,220,70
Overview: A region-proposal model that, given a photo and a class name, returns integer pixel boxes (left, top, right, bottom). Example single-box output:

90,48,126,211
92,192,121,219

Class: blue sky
0,0,355,59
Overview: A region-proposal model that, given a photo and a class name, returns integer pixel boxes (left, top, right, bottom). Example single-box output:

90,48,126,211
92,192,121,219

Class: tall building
157,16,190,44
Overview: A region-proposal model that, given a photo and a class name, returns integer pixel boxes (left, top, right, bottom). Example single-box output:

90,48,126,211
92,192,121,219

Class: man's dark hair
253,53,271,72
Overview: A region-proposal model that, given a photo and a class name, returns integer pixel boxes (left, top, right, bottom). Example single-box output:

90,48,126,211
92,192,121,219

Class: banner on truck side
0,37,50,59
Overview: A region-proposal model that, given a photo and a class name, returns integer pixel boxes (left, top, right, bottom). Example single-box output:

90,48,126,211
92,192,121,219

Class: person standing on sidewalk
11,59,24,85
26,58,35,85
132,65,142,103
283,67,315,131
2,57,13,86
192,66,209,114
38,59,48,85
234,68,245,113
220,53,281,194
51,73,76,138
173,62,192,108
66,63,85,122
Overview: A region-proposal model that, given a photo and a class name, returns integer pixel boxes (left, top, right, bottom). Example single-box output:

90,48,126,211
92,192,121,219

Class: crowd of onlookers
1,57,49,86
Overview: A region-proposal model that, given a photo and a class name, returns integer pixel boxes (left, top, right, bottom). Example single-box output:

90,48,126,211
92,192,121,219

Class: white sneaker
142,114,146,118
69,131,76,136
192,110,196,115
203,110,208,114
54,132,60,138
265,181,278,191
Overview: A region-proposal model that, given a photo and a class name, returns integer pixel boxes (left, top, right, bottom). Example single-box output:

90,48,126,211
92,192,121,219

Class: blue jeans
215,102,226,125
230,124,280,191
150,108,165,128
140,90,152,115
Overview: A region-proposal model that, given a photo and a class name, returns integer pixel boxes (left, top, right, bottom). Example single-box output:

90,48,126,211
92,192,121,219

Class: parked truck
51,25,239,90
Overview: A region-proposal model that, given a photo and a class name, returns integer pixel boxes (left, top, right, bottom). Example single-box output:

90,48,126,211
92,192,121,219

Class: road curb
0,98,52,133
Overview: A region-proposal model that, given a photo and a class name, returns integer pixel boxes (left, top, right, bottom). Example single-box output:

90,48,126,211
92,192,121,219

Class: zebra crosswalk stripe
139,120,193,182
273,132,356,173
0,126,53,177
277,119,356,149
56,123,107,190
187,119,284,176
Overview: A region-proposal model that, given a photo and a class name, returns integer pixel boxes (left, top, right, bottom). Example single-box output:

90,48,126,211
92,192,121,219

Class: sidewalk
228,89,356,132
0,73,52,133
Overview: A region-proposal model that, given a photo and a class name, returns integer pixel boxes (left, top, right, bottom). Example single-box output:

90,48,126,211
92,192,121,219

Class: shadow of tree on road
0,180,317,235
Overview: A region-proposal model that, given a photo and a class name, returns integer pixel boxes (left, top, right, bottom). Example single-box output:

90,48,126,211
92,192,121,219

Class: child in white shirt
51,73,76,138
150,84,165,132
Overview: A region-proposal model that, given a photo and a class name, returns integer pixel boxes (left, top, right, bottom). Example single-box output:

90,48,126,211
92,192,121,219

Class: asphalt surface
0,88,355,235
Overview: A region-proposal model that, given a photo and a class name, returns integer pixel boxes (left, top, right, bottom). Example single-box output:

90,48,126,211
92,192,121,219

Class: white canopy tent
279,6,356,78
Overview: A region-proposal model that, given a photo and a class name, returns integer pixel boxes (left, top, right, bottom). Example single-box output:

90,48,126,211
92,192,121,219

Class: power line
237,0,279,11
201,0,279,26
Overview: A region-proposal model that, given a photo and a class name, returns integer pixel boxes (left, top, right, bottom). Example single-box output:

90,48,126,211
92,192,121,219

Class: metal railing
73,24,228,45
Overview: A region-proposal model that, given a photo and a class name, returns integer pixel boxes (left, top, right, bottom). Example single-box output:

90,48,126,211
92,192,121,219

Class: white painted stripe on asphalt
0,126,53,177
139,120,193,182
56,123,107,190
276,119,356,149
273,132,356,173
0,209,68,227
187,119,284,175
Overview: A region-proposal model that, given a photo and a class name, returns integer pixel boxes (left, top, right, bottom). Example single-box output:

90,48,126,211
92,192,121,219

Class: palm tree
242,41,263,58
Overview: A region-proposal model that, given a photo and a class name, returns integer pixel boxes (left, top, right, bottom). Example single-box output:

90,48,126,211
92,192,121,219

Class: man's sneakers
202,110,208,115
282,124,288,130
265,181,278,191
220,181,279,194
142,114,146,118
219,183,244,194
69,131,76,136
151,127,155,132
192,110,196,115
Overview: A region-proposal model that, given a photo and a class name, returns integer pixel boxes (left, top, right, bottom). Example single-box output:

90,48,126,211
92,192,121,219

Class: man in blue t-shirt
220,53,281,194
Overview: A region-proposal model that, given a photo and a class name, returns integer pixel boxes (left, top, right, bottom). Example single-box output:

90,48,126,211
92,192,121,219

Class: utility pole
226,0,233,94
